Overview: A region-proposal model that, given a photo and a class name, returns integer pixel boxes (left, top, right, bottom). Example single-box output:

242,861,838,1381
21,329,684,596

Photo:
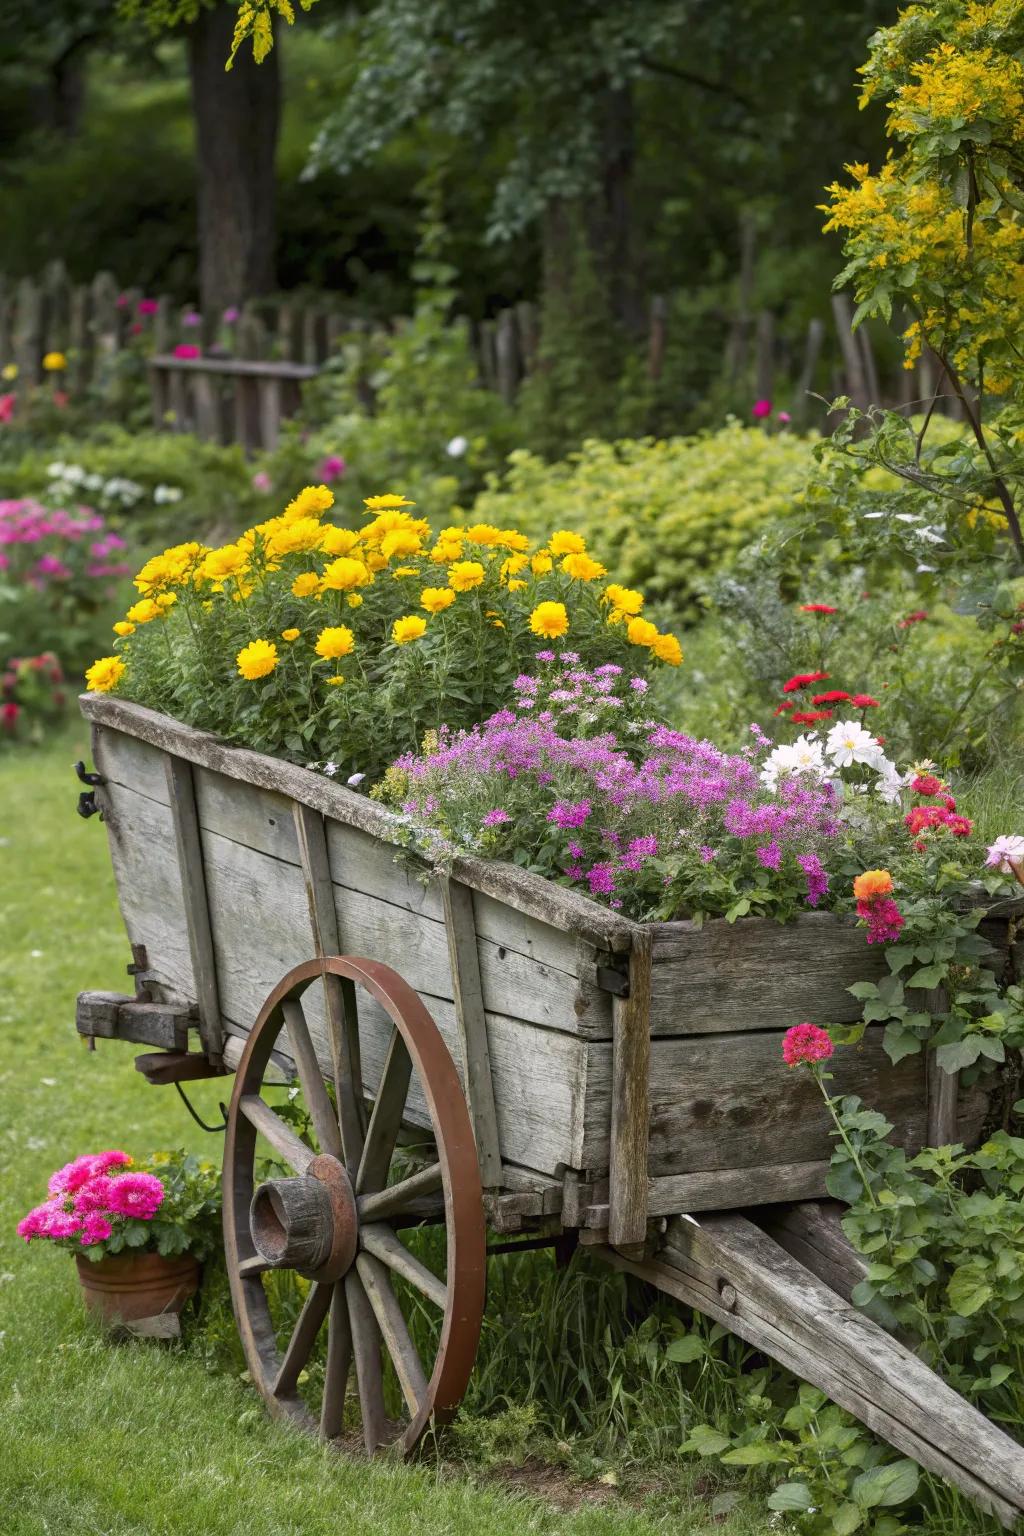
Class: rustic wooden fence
1,260,955,453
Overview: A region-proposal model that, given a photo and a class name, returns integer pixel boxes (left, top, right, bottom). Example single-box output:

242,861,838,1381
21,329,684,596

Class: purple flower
548,799,592,829
629,677,648,693
627,836,658,859
222,306,240,324
482,808,510,826
586,863,616,895
319,454,346,482
535,650,555,663
182,310,202,328
567,841,584,858
797,852,829,907
756,841,782,870
559,652,580,663
699,846,717,863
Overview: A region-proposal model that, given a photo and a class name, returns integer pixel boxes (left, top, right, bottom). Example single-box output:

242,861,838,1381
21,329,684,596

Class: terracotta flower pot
75,1251,200,1324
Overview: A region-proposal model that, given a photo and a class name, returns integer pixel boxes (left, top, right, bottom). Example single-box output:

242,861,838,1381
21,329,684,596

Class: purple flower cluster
393,705,840,919
0,499,130,586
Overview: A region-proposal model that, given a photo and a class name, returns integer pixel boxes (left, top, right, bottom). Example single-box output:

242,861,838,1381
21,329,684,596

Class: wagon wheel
223,956,486,1454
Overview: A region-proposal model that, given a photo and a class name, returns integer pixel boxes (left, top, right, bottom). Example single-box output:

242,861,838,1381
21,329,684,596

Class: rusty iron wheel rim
223,955,487,1455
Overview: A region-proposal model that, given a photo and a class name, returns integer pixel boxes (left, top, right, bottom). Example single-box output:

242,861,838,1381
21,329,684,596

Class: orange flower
852,869,893,901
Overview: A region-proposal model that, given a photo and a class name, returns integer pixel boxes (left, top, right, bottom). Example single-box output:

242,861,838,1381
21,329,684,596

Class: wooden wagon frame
75,693,1024,1525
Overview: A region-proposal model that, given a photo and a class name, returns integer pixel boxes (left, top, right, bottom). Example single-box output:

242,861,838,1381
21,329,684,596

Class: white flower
154,484,182,504
759,735,826,791
322,760,339,777
347,772,365,787
826,719,882,769
875,758,911,804
985,835,1024,871
446,434,468,458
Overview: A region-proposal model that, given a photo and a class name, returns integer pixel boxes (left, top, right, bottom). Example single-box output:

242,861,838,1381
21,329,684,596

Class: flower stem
812,1066,880,1210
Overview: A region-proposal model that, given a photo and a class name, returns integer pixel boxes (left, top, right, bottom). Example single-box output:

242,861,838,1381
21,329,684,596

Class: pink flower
173,343,201,360
24,1204,84,1240
138,298,160,316
48,1149,130,1195
73,1175,117,1214
985,835,1024,872
752,398,773,419
319,454,346,483
103,1171,164,1220
79,1213,113,1245
782,1023,834,1067
482,808,510,826
0,394,15,423
777,411,792,424
1,701,18,729
251,470,272,493
222,306,240,324
182,310,202,328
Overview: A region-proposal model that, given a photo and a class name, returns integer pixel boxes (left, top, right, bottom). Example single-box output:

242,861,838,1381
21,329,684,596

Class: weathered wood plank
79,696,638,953
646,1161,831,1216
441,876,502,1188
608,929,652,1252
164,754,224,1062
756,1201,868,1305
647,912,889,1035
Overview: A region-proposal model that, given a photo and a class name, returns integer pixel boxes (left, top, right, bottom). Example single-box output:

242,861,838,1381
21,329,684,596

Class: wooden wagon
75,693,1024,1526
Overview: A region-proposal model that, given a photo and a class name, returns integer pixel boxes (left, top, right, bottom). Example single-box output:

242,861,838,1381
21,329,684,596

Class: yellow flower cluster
87,489,684,705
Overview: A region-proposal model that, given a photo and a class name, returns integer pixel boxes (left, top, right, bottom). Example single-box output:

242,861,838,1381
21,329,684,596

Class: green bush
464,423,816,622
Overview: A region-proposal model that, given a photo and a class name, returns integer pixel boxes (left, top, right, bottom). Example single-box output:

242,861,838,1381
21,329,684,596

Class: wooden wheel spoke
274,1280,332,1398
345,1268,388,1453
356,1028,412,1195
327,974,365,1171
282,997,343,1160
240,1093,315,1174
360,1223,447,1311
356,1253,428,1419
237,1254,274,1279
357,1162,444,1223
320,1283,352,1439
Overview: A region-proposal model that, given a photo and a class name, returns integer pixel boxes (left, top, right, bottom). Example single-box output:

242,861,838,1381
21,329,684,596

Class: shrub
0,652,67,746
463,423,816,622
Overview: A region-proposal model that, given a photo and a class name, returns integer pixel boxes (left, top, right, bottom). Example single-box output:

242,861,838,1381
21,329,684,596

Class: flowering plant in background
89,485,684,781
44,460,182,517
16,1149,220,1262
0,652,66,745
0,498,132,671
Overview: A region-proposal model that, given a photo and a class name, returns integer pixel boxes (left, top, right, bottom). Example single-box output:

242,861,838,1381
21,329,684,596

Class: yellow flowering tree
88,484,683,780
822,0,1024,563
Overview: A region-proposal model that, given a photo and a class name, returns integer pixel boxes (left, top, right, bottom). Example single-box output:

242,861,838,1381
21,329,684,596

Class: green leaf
681,1425,731,1457
948,1268,993,1317
852,1460,920,1508
665,1335,705,1364
936,1038,983,1073
883,1021,922,1064
847,982,881,1000
908,965,945,989
720,1442,783,1466
766,1482,814,1512
834,1503,865,1535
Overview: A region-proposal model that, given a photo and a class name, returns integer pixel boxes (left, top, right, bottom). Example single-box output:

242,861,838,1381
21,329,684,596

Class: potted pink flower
17,1149,220,1324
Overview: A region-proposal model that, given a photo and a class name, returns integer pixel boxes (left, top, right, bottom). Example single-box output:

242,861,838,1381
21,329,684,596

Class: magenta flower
182,310,202,328
222,306,240,324
319,454,346,483
103,1171,164,1219
782,1022,834,1067
79,1214,113,1245
752,398,773,419
482,808,511,826
137,298,159,317
547,799,592,830
173,343,201,360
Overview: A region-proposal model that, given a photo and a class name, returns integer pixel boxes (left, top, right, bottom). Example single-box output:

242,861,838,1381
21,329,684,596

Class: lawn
0,727,773,1536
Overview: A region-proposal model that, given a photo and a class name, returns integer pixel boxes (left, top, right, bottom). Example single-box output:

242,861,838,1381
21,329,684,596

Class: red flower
911,774,944,796
943,796,956,812
851,694,880,708
905,805,973,839
801,604,838,615
1,701,19,729
812,690,850,704
898,610,928,629
947,815,973,837
782,1023,834,1067
773,701,794,715
1011,622,1024,636
782,671,830,693
792,709,832,724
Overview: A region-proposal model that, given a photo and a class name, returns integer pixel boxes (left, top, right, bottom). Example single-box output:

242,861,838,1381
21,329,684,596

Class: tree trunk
186,3,280,319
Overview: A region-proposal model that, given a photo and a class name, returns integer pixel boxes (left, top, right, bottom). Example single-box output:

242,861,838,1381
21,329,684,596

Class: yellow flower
500,554,528,580
346,593,363,608
1,363,17,381
430,538,463,564
364,493,415,510
283,484,334,521
291,572,321,598
320,526,360,556
603,583,644,615
531,552,553,576
236,640,278,680
365,551,388,572
325,675,345,686
315,625,355,660
126,598,164,625
202,544,248,584
281,628,300,642
497,529,530,552
650,632,683,666
507,578,527,592
363,510,430,547
561,553,607,582
134,541,206,594
155,592,177,609
530,601,569,639
113,621,135,637
626,617,660,648
265,516,324,558
448,560,486,592
420,586,456,613
548,530,586,557
380,528,423,560
392,614,428,645
42,351,67,372
463,522,504,546
392,565,420,577
321,557,371,591
85,655,126,693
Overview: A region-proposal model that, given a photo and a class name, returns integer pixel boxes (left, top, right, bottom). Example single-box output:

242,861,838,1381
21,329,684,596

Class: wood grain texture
756,1201,868,1305
441,876,502,1188
608,929,652,1250
645,1160,832,1216
164,754,224,1061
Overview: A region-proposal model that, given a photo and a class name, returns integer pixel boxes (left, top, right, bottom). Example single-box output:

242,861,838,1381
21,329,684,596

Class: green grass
0,727,774,1536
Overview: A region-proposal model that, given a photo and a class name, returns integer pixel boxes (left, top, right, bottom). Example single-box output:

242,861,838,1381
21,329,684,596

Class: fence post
793,317,825,427
494,309,519,403
13,276,42,394
0,275,12,378
831,293,870,412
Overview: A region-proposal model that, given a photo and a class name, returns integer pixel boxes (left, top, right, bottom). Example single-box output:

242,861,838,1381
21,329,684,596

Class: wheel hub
249,1153,358,1282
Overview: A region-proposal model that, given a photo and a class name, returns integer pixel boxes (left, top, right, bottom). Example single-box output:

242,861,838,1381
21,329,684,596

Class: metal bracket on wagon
74,759,104,820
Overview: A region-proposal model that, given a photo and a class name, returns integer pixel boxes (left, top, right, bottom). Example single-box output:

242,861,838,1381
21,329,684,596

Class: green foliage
465,424,816,622
0,651,68,747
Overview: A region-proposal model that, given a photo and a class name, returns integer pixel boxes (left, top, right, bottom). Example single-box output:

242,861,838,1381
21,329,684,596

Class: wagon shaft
598,1208,1024,1529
